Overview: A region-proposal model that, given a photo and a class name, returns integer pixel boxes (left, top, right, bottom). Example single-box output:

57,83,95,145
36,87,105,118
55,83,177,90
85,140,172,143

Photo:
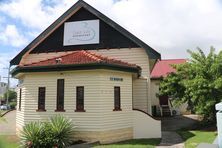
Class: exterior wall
150,79,160,106
89,48,150,78
133,110,161,139
16,81,25,133
20,48,152,114
133,78,148,112
21,51,74,65
16,70,133,142
21,48,150,77
100,71,133,130
73,127,133,144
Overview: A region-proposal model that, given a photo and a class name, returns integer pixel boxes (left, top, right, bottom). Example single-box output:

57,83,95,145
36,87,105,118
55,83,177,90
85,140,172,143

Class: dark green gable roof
10,0,161,65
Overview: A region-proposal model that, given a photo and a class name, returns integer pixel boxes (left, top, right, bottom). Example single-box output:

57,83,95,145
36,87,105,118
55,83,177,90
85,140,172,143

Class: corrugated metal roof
151,59,186,79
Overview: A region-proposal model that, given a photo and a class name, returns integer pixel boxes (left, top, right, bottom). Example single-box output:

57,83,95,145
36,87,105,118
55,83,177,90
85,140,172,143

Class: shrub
20,122,43,148
20,115,75,148
9,102,17,109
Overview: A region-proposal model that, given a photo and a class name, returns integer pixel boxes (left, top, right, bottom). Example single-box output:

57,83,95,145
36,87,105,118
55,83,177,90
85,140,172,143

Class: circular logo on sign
68,22,96,43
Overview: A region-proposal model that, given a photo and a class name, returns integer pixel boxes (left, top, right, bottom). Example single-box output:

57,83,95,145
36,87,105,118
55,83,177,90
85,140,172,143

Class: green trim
11,63,141,77
150,77,163,80
10,0,160,65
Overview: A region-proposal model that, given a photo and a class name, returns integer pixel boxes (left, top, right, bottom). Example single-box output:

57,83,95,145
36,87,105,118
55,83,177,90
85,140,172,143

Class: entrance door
159,95,169,106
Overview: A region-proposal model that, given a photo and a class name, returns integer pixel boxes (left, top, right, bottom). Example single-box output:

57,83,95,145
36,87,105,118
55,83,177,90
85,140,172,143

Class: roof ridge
82,51,102,62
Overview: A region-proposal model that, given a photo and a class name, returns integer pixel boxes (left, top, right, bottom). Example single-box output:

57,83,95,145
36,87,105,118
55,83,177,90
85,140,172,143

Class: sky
1,0,222,86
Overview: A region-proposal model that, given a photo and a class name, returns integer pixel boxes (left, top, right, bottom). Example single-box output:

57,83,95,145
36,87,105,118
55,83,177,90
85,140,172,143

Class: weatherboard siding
20,48,151,113
100,71,133,129
150,80,160,106
21,51,75,65
89,48,150,78
16,83,26,131
133,78,148,112
21,48,150,77
16,70,133,131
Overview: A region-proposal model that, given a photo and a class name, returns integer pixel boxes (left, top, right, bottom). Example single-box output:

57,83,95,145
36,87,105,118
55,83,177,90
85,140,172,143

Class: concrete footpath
156,115,200,148
156,131,184,148
0,110,16,135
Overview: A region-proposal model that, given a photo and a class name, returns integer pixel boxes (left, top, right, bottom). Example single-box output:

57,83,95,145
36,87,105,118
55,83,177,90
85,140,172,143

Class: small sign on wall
63,20,100,46
110,77,123,82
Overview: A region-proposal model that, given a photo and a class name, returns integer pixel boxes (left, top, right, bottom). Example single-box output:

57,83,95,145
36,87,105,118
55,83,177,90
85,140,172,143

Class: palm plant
20,115,75,148
20,122,43,148
48,115,75,147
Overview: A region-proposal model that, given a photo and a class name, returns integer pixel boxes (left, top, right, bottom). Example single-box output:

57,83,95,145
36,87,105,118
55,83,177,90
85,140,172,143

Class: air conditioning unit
171,108,180,116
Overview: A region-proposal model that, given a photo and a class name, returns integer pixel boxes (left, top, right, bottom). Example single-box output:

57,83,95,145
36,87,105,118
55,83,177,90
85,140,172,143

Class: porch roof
11,50,141,77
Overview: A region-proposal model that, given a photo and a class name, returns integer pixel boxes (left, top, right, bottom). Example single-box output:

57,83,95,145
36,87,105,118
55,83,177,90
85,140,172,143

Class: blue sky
1,0,222,86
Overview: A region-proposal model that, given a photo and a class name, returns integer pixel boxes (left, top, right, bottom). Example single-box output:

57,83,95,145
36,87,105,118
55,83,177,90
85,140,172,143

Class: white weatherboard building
11,0,161,143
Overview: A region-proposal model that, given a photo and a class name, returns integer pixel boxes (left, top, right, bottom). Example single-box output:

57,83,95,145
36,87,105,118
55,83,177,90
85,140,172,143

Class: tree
3,90,17,102
159,47,222,123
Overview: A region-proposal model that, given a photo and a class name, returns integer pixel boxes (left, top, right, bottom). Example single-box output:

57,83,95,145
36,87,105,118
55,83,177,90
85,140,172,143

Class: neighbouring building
11,0,161,143
0,82,8,105
150,59,187,116
0,82,7,97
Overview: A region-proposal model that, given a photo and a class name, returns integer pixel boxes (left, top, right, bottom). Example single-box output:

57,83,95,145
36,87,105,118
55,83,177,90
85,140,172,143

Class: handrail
133,108,160,121
168,99,173,116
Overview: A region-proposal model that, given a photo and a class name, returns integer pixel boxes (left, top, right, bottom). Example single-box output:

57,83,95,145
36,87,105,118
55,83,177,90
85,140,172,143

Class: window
37,87,46,111
56,79,65,111
18,88,22,110
76,86,85,112
114,86,121,111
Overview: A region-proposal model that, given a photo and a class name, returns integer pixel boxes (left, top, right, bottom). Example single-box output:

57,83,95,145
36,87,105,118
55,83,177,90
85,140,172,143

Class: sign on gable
63,19,100,46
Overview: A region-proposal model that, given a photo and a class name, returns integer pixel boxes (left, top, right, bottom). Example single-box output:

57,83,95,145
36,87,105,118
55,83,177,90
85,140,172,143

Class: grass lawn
93,138,161,148
0,135,19,148
0,117,6,123
177,130,217,148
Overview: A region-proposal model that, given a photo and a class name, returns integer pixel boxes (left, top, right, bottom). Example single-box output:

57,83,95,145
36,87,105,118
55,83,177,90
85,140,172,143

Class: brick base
73,127,133,144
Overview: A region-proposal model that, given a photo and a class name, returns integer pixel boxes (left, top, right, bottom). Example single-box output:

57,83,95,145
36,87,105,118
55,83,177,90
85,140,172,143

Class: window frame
75,86,85,112
113,86,122,111
36,87,46,112
18,88,22,111
55,79,65,112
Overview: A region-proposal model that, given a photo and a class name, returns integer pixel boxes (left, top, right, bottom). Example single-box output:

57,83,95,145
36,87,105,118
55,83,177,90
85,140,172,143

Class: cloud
0,0,76,30
87,0,222,58
0,25,28,47
0,51,18,87
1,0,222,59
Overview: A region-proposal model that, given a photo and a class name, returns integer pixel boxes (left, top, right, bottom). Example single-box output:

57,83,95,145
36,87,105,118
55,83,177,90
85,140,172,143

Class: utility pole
3,65,10,105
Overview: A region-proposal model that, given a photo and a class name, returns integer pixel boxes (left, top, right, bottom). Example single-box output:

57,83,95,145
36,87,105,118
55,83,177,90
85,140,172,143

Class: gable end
10,0,160,65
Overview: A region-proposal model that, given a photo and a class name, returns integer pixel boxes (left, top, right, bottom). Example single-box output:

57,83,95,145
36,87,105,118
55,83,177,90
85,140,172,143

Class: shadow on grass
93,139,161,147
113,139,161,145
177,131,195,141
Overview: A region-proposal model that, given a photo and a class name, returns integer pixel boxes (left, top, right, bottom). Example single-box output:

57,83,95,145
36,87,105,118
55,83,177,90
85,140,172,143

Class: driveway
0,110,16,135
161,114,200,131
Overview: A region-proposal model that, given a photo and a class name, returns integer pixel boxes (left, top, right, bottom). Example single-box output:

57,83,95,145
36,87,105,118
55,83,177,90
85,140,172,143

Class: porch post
216,102,222,148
